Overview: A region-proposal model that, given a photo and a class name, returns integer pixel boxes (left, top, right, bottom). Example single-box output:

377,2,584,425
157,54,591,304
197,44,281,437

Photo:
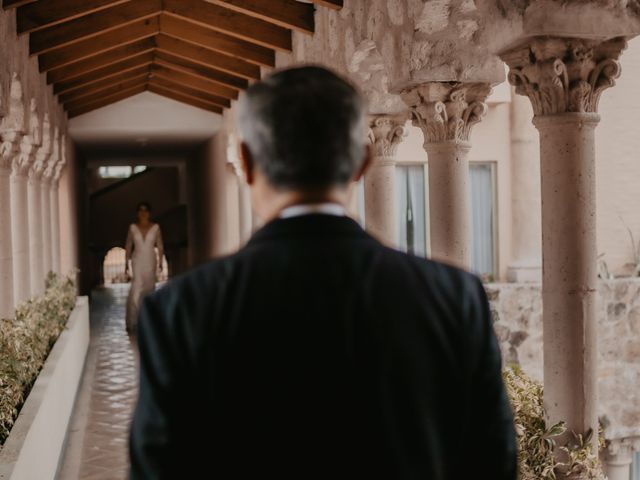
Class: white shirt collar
278,202,346,219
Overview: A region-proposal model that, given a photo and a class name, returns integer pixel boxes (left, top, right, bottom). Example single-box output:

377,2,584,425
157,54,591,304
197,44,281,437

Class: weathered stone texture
488,278,640,440
277,0,504,114
0,7,67,146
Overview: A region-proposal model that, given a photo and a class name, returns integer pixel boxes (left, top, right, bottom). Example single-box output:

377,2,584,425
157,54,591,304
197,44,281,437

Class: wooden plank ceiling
3,0,344,118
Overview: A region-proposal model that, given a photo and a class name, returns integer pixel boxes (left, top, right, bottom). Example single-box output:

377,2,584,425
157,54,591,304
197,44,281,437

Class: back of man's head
237,66,367,191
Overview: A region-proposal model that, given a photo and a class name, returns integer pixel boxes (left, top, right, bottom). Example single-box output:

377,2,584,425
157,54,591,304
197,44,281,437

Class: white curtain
396,165,427,257
469,163,495,277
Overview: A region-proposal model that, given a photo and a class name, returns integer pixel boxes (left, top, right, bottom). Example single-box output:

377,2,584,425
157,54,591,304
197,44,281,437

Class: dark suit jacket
129,214,517,479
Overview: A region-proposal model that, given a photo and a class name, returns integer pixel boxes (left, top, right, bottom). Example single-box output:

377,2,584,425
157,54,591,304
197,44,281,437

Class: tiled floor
59,285,138,480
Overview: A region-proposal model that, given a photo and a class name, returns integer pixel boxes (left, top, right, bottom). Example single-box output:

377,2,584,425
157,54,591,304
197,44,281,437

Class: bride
125,202,164,333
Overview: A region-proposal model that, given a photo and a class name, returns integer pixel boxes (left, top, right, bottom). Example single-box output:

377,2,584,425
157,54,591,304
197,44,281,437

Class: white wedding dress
125,223,164,331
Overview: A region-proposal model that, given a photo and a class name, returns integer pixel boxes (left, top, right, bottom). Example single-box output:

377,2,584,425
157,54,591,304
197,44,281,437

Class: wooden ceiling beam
29,0,162,55
154,51,247,91
148,75,230,108
67,83,148,118
58,66,150,103
60,72,150,104
159,14,274,67
155,34,259,80
39,17,159,72
53,52,153,96
148,83,224,114
163,0,291,52
205,0,314,34
310,0,342,9
2,0,36,10
17,0,131,34
150,64,238,100
47,38,155,84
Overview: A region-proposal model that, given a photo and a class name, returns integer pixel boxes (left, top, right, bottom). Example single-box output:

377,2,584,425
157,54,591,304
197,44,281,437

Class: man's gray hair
236,65,367,190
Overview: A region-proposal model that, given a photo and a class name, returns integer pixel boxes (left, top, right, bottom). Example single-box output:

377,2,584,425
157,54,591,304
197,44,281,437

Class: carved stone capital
400,82,491,145
1,74,27,173
502,36,627,116
604,437,640,465
367,114,408,159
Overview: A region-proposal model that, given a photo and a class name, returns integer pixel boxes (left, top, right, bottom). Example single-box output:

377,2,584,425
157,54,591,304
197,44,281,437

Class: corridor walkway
59,285,137,480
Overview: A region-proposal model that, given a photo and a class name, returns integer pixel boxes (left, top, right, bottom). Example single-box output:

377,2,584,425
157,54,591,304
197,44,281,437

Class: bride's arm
125,226,133,273
156,226,165,271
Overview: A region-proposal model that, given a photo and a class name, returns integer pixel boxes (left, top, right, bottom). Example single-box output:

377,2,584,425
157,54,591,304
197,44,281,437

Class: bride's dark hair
137,201,152,212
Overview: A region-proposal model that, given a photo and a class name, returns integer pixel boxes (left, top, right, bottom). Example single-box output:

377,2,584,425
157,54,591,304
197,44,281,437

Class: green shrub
504,365,605,479
0,272,76,446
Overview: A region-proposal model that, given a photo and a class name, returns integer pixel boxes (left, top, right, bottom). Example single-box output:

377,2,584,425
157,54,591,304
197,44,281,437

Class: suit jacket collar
246,214,373,247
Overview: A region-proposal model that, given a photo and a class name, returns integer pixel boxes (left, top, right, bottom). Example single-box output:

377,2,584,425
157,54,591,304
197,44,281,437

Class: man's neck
257,188,350,224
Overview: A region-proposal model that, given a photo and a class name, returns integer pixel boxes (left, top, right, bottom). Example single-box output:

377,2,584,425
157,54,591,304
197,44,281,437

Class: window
98,165,147,178
469,163,497,280
396,165,427,257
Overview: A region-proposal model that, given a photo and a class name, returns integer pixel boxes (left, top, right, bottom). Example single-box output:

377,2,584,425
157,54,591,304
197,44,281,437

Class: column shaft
28,175,44,295
425,142,471,268
535,114,599,450
0,164,14,318
508,93,542,282
364,156,396,246
41,180,52,276
50,184,61,274
11,172,30,304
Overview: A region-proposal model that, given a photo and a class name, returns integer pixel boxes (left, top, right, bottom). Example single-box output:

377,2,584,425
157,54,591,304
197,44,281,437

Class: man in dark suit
129,66,517,479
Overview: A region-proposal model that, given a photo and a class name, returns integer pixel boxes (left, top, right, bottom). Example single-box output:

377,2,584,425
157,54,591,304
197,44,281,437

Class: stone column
364,114,407,246
26,125,45,296
508,92,542,282
38,118,53,278
0,154,14,319
402,83,490,269
502,36,628,455
604,438,638,480
51,137,66,275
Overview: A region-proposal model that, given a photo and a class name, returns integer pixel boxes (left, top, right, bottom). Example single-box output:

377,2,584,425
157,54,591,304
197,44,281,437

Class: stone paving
59,285,138,480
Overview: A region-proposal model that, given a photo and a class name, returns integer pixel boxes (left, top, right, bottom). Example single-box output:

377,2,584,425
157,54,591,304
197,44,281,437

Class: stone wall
487,278,640,439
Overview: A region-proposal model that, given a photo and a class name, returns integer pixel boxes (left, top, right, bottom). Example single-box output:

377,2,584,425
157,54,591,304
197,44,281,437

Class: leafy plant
503,366,605,480
0,272,76,447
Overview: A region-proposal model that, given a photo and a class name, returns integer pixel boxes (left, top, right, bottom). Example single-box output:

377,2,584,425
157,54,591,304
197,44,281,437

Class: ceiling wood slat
150,64,238,100
310,0,342,9
163,0,292,52
56,66,150,102
148,83,224,114
53,52,154,96
154,51,247,91
148,75,231,108
29,0,162,55
205,0,314,34
2,0,36,10
159,14,274,67
17,0,131,34
60,72,150,104
68,83,147,118
47,38,155,84
155,34,259,80
39,17,159,72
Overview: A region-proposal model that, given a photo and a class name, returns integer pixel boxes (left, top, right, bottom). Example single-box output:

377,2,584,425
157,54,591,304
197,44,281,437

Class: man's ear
352,144,372,182
240,142,255,185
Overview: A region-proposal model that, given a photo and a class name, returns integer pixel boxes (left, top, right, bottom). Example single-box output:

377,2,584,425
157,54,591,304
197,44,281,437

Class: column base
507,263,542,283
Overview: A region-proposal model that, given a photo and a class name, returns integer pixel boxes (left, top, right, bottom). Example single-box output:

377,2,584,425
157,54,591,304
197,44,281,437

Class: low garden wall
487,278,640,441
0,280,89,480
